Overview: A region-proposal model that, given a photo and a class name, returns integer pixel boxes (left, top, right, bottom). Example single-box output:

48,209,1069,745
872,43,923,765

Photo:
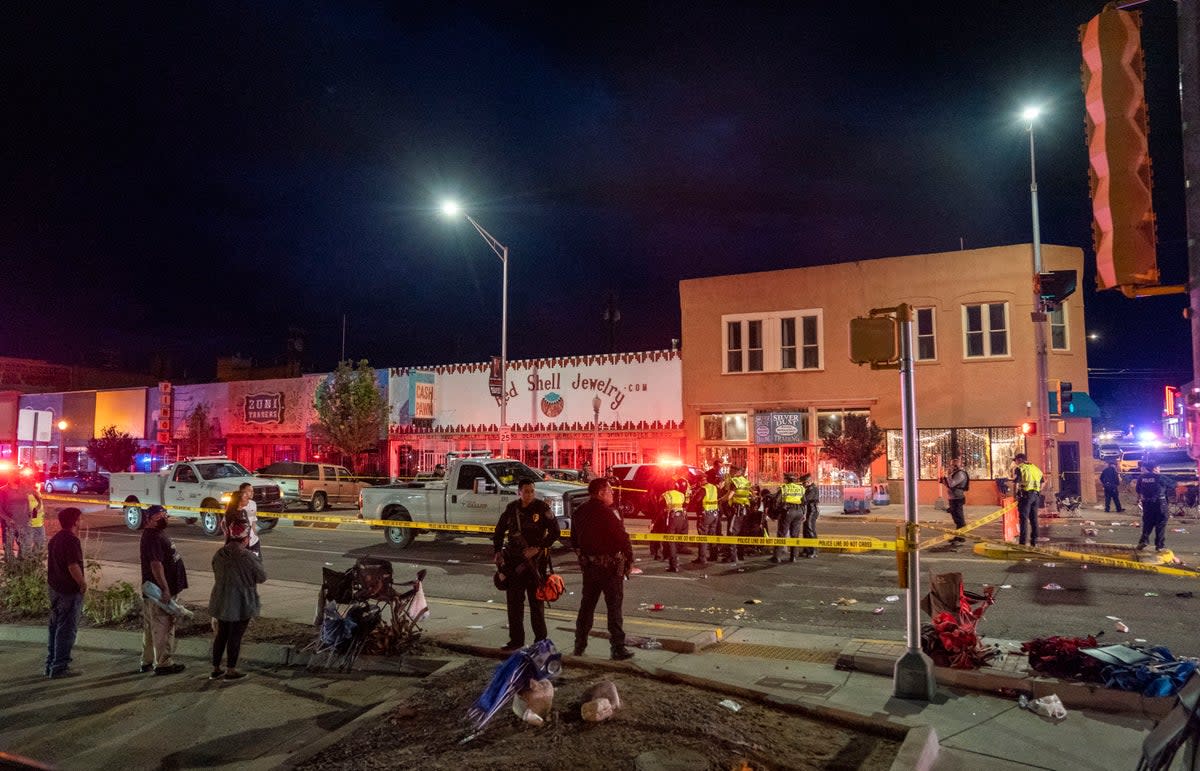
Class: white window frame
961,302,1010,359
1049,302,1069,351
722,310,823,373
915,306,937,362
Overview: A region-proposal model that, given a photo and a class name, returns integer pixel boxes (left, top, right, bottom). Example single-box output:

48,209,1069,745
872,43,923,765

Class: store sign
488,357,503,398
754,412,807,444
244,392,284,424
157,381,173,444
414,382,434,419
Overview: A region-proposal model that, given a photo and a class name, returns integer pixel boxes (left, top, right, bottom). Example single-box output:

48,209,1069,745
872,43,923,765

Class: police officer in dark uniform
800,472,820,557
492,478,560,651
1135,460,1172,553
572,477,635,660
770,473,806,563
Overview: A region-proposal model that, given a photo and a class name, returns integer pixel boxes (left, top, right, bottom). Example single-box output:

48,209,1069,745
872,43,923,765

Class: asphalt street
62,496,1200,656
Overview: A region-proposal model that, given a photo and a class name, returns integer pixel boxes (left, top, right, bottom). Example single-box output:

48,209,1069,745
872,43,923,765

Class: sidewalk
61,559,1160,770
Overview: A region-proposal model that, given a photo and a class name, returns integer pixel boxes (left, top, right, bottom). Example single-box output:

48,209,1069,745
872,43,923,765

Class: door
168,464,202,513
1058,442,1081,497
449,463,502,525
334,466,354,504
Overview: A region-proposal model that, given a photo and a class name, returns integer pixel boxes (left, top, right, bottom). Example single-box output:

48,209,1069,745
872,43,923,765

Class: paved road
66,497,1200,655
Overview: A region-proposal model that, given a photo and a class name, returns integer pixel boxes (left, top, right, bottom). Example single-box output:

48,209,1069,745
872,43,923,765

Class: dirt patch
299,658,900,771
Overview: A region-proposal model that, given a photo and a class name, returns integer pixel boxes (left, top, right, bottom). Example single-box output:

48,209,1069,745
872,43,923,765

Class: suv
256,461,371,512
1143,449,1198,482
607,462,707,519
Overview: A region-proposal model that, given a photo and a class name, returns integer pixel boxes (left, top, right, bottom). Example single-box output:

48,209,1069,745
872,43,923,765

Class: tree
184,402,213,457
820,414,885,482
313,359,388,471
87,425,138,472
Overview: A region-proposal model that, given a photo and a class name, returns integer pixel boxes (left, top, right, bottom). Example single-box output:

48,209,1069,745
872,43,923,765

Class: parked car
1118,449,1144,474
607,462,707,519
1097,443,1122,462
1143,449,1198,482
43,470,109,495
256,461,372,512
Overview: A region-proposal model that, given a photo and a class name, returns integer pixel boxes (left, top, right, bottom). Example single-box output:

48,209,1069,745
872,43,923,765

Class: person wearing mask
939,457,970,544
209,519,267,680
689,476,721,567
139,505,188,675
571,477,635,661
1136,460,1172,553
770,474,806,563
1100,459,1124,513
492,478,560,652
660,478,688,573
1012,454,1045,547
45,507,87,678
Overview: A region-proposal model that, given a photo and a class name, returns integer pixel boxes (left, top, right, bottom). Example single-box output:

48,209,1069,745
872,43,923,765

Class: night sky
2,1,1191,429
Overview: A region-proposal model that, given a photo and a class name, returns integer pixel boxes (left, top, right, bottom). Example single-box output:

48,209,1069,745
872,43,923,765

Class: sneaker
768,556,781,564
224,671,248,681
49,669,82,679
154,663,186,676
611,648,635,661
209,669,224,680
1155,548,1168,554
666,566,680,573
139,664,154,674
572,646,586,656
1136,543,1148,551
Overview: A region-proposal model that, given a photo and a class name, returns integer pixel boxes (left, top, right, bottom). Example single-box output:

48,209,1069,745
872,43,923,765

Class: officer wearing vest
1135,460,1172,553
722,466,752,564
1012,453,1044,546
770,474,806,563
689,478,721,566
660,479,688,572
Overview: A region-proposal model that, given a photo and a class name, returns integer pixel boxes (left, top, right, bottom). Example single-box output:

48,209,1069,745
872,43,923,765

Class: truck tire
310,492,327,512
124,500,144,530
257,518,279,533
382,507,415,549
200,499,223,537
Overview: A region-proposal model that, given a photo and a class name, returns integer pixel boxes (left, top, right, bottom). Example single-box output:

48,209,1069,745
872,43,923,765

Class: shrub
83,581,138,625
0,556,50,617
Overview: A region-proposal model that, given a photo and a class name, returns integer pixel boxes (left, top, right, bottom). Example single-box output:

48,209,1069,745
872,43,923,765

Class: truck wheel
310,492,327,512
200,499,223,537
257,518,279,533
124,504,144,530
383,507,414,549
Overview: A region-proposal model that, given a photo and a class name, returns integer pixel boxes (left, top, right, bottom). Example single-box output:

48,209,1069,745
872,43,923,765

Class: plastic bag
512,678,554,726
581,698,614,722
1020,693,1067,720
585,680,621,711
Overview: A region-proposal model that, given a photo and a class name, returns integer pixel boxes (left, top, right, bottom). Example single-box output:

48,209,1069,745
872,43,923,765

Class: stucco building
679,244,1099,505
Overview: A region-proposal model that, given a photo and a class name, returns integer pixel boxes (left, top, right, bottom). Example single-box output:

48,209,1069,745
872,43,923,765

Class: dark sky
2,1,1191,429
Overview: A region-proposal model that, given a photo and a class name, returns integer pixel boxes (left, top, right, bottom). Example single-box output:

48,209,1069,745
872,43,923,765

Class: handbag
535,553,565,603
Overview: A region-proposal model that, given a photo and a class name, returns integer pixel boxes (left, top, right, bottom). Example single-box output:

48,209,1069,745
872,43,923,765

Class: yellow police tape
916,502,1015,550
970,540,1200,578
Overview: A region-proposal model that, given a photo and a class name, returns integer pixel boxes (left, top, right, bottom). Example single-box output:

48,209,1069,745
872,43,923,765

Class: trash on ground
486,599,494,603
581,698,613,722
718,699,742,712
512,678,555,727
884,595,900,602
1106,615,1121,620
640,638,663,650
467,639,562,733
1000,584,1013,589
1020,693,1068,720
1043,563,1057,568
1145,592,1159,597
447,559,461,564
872,607,884,615
1115,622,1129,633
1177,591,1195,599
1173,528,1188,534
466,625,484,629
585,680,622,714
1042,583,1063,591
832,597,858,606
650,603,665,611
745,599,762,605
629,567,644,575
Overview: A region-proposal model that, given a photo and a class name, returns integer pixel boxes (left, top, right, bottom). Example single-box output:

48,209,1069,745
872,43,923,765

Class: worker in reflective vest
1012,453,1044,546
722,467,752,564
771,474,806,563
660,479,688,573
689,479,721,566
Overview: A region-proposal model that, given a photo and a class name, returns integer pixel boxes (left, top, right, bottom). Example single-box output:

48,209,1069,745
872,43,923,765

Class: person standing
800,473,821,558
222,484,261,557
940,457,969,544
492,478,560,652
45,507,87,678
1136,460,1172,553
659,478,688,572
579,461,594,483
139,505,188,675
571,478,635,661
1100,459,1124,513
27,480,47,552
1012,454,1044,547
209,519,267,680
722,466,752,564
689,477,720,567
770,474,806,563
0,473,35,559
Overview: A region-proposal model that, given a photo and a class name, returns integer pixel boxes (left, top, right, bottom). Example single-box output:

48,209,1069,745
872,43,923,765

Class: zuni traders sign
244,393,284,424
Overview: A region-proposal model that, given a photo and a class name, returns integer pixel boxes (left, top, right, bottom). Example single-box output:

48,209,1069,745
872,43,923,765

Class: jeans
774,506,805,561
1017,492,1040,546
504,579,546,647
724,504,748,561
212,619,251,669
1103,486,1123,512
3,522,34,560
47,588,84,675
664,512,688,569
1138,500,1167,550
948,498,966,540
141,596,178,668
574,562,626,652
694,510,719,563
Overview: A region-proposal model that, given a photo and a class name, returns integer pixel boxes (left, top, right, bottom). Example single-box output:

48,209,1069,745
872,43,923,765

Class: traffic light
1080,6,1159,293
1060,381,1074,414
1021,421,1038,436
1038,270,1078,310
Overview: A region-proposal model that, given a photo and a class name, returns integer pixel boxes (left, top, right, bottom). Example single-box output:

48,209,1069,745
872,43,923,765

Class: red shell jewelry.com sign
244,392,284,425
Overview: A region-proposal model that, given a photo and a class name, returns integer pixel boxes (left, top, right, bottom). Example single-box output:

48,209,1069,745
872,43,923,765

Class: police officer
722,466,752,564
1012,453,1044,546
1136,460,1172,553
572,477,635,660
800,472,820,558
492,478,560,651
660,478,688,572
770,474,806,563
689,475,720,567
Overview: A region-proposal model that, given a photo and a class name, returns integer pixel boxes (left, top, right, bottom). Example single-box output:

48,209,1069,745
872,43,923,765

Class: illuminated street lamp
440,200,510,456
592,394,602,471
1023,105,1053,497
57,420,68,475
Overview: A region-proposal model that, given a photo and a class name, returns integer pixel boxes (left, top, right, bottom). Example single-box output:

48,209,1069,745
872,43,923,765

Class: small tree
184,402,214,457
820,414,885,482
87,425,138,472
313,360,388,472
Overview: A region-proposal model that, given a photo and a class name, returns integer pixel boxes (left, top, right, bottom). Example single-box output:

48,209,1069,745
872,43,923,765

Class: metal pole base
893,650,937,701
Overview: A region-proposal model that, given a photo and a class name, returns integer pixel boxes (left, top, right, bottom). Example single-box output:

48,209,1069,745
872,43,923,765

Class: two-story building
679,244,1099,505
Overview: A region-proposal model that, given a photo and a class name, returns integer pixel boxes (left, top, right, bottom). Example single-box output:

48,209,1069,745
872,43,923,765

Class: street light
440,200,510,456
1023,105,1053,498
57,420,68,475
592,395,602,472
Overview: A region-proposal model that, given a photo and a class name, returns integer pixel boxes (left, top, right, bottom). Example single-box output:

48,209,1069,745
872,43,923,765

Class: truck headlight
549,497,563,519
219,493,232,505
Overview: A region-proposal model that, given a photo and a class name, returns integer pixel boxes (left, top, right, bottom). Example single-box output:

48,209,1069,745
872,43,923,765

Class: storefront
221,375,327,471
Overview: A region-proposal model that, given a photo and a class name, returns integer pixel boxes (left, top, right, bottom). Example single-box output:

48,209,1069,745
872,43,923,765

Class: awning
1049,390,1102,419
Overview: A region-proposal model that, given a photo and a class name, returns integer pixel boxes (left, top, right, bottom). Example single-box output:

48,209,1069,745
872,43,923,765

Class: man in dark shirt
492,479,560,652
46,507,87,678
139,505,188,675
1136,461,1172,552
1100,459,1123,513
572,477,635,661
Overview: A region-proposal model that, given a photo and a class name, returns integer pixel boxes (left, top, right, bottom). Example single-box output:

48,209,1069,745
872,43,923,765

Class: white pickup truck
109,456,285,536
359,456,588,548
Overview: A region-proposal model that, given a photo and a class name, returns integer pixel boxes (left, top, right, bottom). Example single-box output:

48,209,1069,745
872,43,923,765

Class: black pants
505,579,546,647
1138,500,1167,550
724,504,748,561
774,506,804,560
802,502,819,556
665,511,688,569
1017,492,1039,546
212,619,250,669
948,498,966,541
694,510,719,563
649,513,667,560
1104,486,1123,512
574,563,625,652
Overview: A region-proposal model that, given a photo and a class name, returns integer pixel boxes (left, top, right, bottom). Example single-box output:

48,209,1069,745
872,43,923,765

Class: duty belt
580,553,626,568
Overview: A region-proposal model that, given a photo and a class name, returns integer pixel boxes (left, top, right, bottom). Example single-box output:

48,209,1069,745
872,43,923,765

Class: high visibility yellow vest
780,482,805,505
28,494,44,528
730,476,751,505
661,489,685,510
702,483,719,511
1018,463,1043,491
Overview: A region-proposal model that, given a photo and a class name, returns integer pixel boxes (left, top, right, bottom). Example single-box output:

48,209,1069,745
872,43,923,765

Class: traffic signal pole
1027,119,1055,499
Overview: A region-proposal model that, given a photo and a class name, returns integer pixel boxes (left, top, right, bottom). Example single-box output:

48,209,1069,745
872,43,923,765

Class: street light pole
57,420,68,474
1025,108,1054,496
592,395,602,471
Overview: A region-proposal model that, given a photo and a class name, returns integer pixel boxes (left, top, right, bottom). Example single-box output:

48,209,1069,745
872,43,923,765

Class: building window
916,307,936,361
701,412,749,442
963,302,1009,358
1049,304,1068,351
723,310,822,373
885,427,1026,480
